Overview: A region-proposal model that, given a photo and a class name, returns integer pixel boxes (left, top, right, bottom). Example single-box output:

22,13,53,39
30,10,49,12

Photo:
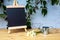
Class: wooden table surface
0,29,60,40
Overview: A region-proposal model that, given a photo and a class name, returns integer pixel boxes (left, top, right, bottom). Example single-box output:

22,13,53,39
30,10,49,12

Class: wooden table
0,29,60,40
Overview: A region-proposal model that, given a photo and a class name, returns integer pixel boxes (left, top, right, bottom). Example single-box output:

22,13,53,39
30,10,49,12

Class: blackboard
7,8,26,27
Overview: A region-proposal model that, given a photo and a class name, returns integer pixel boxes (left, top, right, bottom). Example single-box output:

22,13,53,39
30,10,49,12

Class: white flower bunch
27,30,36,37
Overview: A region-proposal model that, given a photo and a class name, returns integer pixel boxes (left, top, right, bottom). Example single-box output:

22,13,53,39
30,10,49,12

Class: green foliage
42,8,47,16
40,0,43,4
25,0,60,28
43,1,47,7
0,1,7,18
51,0,59,5
0,14,6,18
3,5,6,10
26,21,31,29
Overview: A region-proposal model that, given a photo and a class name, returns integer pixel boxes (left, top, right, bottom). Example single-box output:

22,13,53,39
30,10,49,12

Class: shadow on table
10,29,25,33
49,28,60,34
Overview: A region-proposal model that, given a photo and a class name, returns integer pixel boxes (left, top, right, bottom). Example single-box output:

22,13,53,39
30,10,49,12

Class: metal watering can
42,26,49,35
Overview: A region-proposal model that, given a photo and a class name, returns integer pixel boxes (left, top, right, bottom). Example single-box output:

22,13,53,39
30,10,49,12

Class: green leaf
35,5,39,9
3,5,6,10
40,0,43,4
29,5,33,8
0,2,1,7
42,8,47,16
26,0,31,4
51,0,55,5
0,14,6,18
26,0,30,2
25,4,29,10
4,11,7,15
43,1,47,6
29,9,33,14
27,13,30,19
51,0,59,5
40,6,43,8
33,8,36,13
25,4,32,10
26,21,31,27
56,0,59,5
35,0,40,5
26,21,31,29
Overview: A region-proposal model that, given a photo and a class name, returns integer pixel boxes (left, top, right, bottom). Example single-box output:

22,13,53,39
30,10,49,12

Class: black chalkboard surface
7,8,26,27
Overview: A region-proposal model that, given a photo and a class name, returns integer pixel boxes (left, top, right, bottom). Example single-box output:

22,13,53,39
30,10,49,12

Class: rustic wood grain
0,29,60,40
